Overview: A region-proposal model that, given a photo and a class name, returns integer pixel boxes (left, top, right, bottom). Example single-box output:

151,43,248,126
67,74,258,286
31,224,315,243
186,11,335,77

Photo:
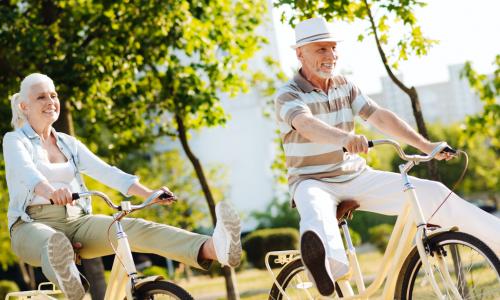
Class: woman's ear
19,101,28,112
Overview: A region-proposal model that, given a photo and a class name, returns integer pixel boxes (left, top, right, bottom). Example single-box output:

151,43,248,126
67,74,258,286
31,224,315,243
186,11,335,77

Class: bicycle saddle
337,200,360,221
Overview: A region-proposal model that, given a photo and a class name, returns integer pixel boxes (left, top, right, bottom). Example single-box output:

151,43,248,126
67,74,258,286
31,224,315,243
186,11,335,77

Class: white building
369,64,483,125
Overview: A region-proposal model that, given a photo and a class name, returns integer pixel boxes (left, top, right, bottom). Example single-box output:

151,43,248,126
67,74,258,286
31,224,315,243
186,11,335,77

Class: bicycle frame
266,139,463,300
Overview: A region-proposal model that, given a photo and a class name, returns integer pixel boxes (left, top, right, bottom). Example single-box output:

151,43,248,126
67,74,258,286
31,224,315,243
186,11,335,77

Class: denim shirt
3,124,138,231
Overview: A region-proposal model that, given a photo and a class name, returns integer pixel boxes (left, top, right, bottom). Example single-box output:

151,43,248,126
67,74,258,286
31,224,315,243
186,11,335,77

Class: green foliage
348,211,396,243
0,0,270,161
0,280,19,299
252,197,300,230
368,223,394,253
0,157,17,270
461,57,500,151
242,227,299,269
142,265,169,279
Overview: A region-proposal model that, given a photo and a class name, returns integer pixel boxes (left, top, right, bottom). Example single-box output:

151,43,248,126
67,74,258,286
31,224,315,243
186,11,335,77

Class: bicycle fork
104,213,139,300
401,165,462,300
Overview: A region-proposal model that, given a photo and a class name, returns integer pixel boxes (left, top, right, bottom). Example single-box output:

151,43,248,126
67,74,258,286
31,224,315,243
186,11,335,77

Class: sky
272,0,500,94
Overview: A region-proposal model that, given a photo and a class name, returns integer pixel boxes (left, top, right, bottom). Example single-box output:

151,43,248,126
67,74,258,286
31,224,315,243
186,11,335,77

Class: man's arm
292,113,370,153
367,108,451,159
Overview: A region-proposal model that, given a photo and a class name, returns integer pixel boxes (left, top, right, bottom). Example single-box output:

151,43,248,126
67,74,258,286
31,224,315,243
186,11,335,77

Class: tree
275,0,440,179
460,56,500,152
0,1,271,298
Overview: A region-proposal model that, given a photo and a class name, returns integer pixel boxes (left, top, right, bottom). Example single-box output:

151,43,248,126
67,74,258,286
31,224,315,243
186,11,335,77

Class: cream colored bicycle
6,190,194,300
266,139,500,300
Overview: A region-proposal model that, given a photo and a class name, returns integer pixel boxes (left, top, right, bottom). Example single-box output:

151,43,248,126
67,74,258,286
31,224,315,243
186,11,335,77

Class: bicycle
6,190,194,300
265,139,500,300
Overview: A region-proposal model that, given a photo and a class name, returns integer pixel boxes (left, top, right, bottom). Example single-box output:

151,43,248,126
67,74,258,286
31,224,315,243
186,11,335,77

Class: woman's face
21,81,60,128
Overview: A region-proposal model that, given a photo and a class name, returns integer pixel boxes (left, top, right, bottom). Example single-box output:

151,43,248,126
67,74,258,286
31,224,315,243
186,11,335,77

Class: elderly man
274,17,500,296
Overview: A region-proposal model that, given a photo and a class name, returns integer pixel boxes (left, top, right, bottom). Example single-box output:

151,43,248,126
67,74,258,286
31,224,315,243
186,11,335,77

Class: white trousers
294,168,500,278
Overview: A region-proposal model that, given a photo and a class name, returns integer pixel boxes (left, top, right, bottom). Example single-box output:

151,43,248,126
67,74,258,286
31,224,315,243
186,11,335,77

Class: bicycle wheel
396,231,500,300
134,280,194,300
268,258,342,300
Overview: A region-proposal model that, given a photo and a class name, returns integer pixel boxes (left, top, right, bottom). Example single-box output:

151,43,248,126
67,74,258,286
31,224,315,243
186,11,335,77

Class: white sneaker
47,232,85,300
212,201,242,267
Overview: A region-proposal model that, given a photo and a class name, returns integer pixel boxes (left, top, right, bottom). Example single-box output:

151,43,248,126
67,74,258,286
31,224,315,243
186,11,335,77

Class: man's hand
421,141,455,161
343,134,369,154
50,187,75,205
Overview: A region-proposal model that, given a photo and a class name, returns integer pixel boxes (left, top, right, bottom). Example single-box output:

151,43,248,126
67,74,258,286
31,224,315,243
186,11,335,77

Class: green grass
177,247,385,299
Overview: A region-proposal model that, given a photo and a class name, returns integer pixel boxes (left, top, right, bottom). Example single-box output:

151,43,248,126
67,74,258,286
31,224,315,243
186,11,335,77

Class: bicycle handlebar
71,189,173,213
368,139,457,163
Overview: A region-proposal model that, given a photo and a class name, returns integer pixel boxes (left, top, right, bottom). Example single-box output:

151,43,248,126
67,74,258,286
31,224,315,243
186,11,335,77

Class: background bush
0,280,19,299
242,227,299,269
368,224,394,253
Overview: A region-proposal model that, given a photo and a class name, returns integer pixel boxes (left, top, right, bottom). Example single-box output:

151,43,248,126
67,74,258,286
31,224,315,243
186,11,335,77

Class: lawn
178,245,384,299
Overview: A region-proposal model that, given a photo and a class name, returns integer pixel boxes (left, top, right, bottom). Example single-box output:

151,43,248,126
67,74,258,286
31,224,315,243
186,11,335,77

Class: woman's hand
50,187,75,205
151,187,176,206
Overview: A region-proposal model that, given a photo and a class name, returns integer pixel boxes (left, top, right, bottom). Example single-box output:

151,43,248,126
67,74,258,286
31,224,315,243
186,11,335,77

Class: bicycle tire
396,231,500,300
133,280,194,300
268,258,342,300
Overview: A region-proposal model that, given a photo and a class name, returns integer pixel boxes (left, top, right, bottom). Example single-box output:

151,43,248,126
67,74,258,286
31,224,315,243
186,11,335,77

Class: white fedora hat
291,17,342,49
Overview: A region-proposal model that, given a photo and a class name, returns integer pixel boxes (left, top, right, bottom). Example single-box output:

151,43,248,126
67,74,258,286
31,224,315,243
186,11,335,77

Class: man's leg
340,169,500,255
294,180,348,279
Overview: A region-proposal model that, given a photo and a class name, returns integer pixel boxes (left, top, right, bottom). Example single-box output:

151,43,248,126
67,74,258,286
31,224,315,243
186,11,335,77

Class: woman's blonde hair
10,73,55,129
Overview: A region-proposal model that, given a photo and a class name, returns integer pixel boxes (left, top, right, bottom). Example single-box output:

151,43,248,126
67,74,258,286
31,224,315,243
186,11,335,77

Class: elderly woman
3,73,242,300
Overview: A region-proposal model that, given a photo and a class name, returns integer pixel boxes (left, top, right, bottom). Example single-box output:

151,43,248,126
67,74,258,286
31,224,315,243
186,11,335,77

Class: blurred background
0,0,498,299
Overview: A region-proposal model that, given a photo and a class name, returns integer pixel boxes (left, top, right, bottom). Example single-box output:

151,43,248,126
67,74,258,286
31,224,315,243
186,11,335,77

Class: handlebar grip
50,193,79,204
343,140,374,152
442,146,457,154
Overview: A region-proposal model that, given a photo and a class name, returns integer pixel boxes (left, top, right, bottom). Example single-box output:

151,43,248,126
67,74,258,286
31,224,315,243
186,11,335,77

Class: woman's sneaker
213,201,242,267
301,230,335,296
47,232,85,300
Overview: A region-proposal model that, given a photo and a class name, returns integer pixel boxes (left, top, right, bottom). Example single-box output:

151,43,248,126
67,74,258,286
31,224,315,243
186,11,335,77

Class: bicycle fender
133,275,165,289
425,226,459,239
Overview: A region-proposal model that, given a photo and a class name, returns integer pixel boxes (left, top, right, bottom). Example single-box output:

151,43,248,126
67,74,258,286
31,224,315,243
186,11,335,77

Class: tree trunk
363,0,439,180
82,258,107,300
53,100,75,135
17,262,36,290
175,114,240,300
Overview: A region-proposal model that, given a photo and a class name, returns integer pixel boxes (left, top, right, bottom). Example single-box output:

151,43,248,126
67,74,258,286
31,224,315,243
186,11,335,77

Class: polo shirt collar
293,69,335,93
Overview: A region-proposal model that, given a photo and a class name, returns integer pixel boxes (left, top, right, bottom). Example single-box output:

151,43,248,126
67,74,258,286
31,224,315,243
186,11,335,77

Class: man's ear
296,48,303,61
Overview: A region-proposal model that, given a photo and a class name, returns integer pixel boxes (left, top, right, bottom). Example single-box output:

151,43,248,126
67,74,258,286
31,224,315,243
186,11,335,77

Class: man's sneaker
213,201,242,267
47,232,85,300
301,230,335,296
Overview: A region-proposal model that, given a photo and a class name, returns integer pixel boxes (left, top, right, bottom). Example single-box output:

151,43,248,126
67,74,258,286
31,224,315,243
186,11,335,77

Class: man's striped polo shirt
274,71,379,198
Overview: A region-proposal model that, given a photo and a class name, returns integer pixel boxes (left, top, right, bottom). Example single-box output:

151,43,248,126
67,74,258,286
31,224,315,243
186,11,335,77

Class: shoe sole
47,232,85,300
216,201,242,267
301,231,335,296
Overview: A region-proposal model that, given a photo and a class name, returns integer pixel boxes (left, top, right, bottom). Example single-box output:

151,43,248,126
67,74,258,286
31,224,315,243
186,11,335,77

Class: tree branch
363,0,411,94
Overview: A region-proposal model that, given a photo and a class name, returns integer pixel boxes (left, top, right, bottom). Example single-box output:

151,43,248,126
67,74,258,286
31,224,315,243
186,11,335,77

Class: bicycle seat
337,200,360,221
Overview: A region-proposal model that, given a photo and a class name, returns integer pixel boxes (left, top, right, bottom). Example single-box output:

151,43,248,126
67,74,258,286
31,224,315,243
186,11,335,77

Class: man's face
296,41,338,79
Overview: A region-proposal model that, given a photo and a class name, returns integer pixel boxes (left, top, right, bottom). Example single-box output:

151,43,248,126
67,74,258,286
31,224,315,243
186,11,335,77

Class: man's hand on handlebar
422,141,457,161
343,134,370,154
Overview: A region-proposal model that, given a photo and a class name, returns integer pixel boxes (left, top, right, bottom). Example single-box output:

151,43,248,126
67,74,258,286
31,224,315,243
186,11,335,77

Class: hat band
296,32,337,44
